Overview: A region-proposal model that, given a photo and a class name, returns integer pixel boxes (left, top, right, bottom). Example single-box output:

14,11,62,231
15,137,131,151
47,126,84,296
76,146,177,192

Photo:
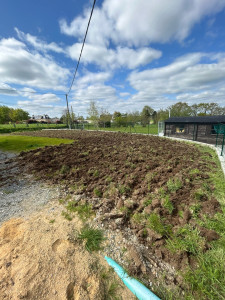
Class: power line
67,0,97,95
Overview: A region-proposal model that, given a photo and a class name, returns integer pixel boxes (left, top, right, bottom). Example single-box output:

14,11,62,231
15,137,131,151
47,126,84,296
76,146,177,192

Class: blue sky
0,0,225,117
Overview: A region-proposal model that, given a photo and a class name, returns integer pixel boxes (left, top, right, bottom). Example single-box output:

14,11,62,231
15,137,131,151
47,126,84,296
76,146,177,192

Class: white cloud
0,37,70,90
17,100,66,117
127,52,225,109
120,92,130,97
67,43,161,69
19,89,62,104
128,53,225,94
0,83,18,95
60,0,225,46
75,70,112,88
60,7,113,47
15,28,65,54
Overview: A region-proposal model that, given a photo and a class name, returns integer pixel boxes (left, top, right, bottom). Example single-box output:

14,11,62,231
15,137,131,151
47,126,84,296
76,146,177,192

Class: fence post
215,124,220,147
148,123,149,134
221,132,225,156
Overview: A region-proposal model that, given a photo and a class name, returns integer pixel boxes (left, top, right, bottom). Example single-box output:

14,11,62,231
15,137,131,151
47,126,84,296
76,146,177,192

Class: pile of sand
0,203,135,300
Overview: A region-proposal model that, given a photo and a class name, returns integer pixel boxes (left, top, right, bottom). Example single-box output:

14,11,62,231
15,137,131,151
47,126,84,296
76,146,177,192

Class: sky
0,0,225,118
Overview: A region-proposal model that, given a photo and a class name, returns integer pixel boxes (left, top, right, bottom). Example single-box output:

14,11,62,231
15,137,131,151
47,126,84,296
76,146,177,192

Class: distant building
28,115,61,124
164,115,225,144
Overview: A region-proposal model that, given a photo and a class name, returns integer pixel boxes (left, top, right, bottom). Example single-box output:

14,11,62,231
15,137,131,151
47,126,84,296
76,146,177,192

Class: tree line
0,106,29,124
86,101,225,127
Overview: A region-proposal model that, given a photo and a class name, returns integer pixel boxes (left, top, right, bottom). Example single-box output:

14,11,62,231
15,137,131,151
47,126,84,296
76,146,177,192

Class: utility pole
65,94,71,129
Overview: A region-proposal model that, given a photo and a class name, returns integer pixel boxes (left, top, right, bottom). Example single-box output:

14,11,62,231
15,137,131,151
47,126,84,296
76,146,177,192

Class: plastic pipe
104,256,160,300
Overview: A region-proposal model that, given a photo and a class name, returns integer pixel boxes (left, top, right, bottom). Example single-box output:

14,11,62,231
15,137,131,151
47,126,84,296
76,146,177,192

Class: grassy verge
181,145,225,300
0,123,67,134
0,135,74,152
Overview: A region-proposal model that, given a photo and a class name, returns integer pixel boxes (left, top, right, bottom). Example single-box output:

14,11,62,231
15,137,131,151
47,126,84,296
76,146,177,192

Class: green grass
82,123,158,135
147,213,172,236
166,225,205,255
0,123,67,134
167,177,182,192
78,225,105,252
66,202,94,221
0,135,74,152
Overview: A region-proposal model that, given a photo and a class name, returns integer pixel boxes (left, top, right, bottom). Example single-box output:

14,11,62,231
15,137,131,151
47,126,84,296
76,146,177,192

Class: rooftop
165,115,225,124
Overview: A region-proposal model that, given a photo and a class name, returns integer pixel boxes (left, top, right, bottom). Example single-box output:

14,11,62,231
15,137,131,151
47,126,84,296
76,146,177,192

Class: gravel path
0,150,62,225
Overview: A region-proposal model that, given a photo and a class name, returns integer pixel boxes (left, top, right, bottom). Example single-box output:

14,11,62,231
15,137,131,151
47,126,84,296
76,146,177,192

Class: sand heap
0,205,135,300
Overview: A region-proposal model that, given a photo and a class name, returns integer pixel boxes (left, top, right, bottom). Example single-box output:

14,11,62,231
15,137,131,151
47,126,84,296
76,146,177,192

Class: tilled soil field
14,130,223,295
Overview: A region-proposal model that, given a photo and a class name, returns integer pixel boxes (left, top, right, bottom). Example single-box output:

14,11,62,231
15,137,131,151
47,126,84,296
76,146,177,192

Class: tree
99,109,112,127
87,101,99,125
0,106,29,123
169,102,192,117
60,109,70,125
0,106,11,123
70,106,76,123
9,108,29,122
155,109,169,122
191,102,225,116
141,106,154,126
127,111,141,124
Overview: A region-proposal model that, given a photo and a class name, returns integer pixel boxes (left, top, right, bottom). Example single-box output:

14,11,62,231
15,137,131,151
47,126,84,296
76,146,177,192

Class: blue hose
105,256,160,300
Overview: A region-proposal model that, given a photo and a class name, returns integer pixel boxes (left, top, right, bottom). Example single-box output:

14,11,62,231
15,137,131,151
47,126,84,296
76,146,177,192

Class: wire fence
215,124,225,157
71,122,158,135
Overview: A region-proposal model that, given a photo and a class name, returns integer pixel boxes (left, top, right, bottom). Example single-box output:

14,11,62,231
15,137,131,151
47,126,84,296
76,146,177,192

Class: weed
167,177,182,192
93,169,100,177
158,187,166,198
194,188,205,201
143,196,152,207
163,196,174,214
132,213,146,224
105,176,112,183
49,219,55,224
71,183,86,193
60,164,70,174
190,203,201,218
147,213,172,236
120,206,131,217
178,210,184,218
66,202,94,221
78,225,105,252
189,168,200,175
61,211,73,221
145,172,155,182
94,188,102,197
81,151,89,156
118,184,130,195
71,166,80,173
59,199,66,204
106,281,122,300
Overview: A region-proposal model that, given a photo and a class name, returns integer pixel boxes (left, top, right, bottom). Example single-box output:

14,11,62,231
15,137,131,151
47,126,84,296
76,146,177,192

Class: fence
71,122,159,135
215,124,225,157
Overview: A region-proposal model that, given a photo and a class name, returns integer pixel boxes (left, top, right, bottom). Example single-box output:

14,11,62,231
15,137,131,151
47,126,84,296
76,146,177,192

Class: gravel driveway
0,150,61,225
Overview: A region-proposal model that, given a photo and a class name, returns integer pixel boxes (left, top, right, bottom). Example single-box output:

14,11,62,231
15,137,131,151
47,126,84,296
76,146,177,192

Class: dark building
164,115,225,144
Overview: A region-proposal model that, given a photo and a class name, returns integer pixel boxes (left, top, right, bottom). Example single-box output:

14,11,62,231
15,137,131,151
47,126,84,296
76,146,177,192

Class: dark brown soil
15,130,221,272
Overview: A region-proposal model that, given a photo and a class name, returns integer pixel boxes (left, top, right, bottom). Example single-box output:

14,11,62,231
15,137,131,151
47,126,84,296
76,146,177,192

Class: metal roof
165,115,225,124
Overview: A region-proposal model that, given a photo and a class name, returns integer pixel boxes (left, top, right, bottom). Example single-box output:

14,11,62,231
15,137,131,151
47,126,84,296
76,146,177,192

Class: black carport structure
164,116,225,152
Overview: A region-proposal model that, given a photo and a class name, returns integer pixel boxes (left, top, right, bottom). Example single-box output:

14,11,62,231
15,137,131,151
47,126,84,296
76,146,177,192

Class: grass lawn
0,135,74,152
82,123,158,135
0,123,67,134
